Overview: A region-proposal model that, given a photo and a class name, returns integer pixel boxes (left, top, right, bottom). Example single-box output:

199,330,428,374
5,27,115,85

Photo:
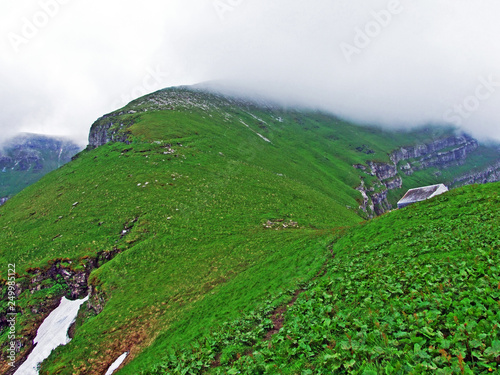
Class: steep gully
14,296,89,375
1,240,130,374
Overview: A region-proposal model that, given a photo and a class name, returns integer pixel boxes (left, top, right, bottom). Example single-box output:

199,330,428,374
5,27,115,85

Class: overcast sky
1,0,499,147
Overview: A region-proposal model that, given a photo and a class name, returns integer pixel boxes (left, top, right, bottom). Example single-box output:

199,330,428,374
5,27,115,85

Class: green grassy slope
0,87,498,374
150,182,500,374
1,138,359,374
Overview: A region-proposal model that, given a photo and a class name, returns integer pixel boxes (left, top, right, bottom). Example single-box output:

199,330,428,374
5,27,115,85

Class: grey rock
356,134,499,216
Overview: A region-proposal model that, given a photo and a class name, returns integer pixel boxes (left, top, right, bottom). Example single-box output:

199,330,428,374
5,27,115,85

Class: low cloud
1,0,499,145
172,0,500,141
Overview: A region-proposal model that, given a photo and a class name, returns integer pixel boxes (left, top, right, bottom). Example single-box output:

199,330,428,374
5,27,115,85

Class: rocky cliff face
390,135,477,165
452,160,500,187
356,135,500,217
391,135,479,175
87,114,135,149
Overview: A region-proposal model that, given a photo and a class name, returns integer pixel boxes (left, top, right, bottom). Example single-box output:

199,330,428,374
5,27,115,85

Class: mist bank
195,80,500,143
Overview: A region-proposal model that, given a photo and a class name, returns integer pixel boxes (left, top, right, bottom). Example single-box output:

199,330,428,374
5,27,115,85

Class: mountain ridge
86,85,500,216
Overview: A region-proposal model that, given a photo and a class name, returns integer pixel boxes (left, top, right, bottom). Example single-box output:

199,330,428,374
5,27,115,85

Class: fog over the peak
1,0,499,146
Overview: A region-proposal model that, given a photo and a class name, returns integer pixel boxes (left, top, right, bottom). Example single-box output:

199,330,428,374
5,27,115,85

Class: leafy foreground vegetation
0,87,499,374
143,183,500,374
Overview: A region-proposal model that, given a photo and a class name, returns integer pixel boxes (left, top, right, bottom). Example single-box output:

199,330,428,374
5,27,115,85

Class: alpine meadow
1,86,499,374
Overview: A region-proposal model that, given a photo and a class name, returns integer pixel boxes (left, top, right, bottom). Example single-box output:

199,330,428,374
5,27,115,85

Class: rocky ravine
1,213,142,374
0,250,120,375
355,134,500,216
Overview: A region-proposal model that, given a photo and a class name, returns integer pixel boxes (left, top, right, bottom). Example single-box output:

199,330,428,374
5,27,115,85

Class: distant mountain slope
0,133,82,204
0,85,499,374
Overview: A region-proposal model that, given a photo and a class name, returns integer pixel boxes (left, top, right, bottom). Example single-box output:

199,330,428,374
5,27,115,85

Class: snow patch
256,133,271,143
246,112,268,125
239,120,272,144
15,296,89,375
105,352,129,375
